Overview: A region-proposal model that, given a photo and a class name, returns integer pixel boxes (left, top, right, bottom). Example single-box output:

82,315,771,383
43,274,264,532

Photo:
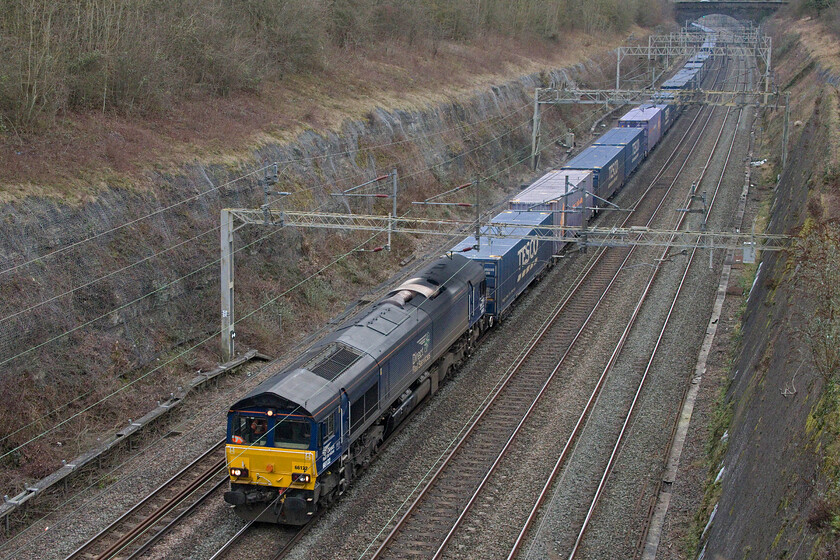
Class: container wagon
562,145,625,205
508,170,593,254
449,210,554,321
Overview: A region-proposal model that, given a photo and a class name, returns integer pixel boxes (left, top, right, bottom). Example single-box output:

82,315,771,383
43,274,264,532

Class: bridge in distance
672,0,787,22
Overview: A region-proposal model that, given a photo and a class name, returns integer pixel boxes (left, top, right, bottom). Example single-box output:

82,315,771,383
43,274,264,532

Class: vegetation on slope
788,0,840,35
0,0,668,133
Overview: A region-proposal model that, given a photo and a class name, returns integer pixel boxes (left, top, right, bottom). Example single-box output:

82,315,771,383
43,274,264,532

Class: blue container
450,210,554,319
684,61,705,82
657,103,674,132
662,72,696,90
619,105,663,151
593,127,645,175
562,145,625,203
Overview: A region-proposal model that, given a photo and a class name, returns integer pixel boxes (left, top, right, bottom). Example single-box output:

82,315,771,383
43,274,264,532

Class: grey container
509,169,594,254
562,145,625,204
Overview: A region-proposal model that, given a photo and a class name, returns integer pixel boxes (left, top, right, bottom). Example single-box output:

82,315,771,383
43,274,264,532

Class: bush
0,0,668,130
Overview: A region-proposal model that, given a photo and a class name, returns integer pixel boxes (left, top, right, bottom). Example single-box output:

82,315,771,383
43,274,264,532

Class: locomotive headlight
292,473,311,483
230,467,249,477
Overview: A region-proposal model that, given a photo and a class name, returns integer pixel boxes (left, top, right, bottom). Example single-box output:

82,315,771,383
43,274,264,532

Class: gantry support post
474,178,481,250
388,168,398,250
616,48,622,90
782,92,791,169
764,36,772,107
531,89,542,170
220,209,235,362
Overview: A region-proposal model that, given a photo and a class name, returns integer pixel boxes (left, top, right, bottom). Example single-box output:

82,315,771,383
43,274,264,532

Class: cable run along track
361,54,737,560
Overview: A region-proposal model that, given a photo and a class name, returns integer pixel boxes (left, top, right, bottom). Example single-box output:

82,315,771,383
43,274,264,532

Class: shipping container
656,103,674,133
687,61,707,84
449,210,554,319
562,145,625,204
509,170,593,254
593,127,646,176
662,67,699,90
651,91,675,106
619,105,663,151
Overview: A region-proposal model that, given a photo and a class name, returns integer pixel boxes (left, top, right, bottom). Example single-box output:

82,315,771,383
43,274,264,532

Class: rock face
0,56,609,482
698,55,831,560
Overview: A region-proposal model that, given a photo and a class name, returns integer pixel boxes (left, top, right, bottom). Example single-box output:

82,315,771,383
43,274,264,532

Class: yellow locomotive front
224,408,319,524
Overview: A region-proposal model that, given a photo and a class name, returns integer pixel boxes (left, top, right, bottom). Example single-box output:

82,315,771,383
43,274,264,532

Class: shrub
0,0,670,130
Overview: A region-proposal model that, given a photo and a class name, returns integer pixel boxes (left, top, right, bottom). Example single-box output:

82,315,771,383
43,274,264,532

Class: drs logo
412,332,431,372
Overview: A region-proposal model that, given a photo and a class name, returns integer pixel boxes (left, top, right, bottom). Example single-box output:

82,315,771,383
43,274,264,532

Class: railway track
560,54,752,560
206,513,312,560
64,441,227,560
631,53,758,559
361,55,736,560
508,54,753,560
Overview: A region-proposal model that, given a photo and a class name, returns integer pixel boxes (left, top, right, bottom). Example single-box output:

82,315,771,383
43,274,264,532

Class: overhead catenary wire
0,100,534,279
2,101,597,466
0,227,220,325
0,82,615,468
0,102,532,330
0,101,534,330
0,225,388,463
0,189,488,555
0,177,492,556
0,91,627,557
0,107,543,444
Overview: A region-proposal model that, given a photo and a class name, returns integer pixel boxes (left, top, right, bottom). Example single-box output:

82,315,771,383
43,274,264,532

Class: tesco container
450,210,554,319
594,127,646,176
509,170,593,254
562,145,625,204
619,105,663,151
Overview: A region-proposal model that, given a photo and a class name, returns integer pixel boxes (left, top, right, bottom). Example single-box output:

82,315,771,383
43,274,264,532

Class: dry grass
0,29,638,201
791,18,840,75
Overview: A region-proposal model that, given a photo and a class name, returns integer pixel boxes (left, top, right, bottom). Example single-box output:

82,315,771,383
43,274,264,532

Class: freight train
222,30,717,525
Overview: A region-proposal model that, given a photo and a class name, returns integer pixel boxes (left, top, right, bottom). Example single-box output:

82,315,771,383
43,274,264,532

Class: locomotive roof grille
304,343,363,380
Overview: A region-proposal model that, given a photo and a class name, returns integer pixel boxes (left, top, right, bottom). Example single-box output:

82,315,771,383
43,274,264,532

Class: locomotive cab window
275,417,312,450
231,414,269,447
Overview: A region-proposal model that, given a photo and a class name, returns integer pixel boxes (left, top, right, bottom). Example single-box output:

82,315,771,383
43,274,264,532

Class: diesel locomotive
224,255,487,524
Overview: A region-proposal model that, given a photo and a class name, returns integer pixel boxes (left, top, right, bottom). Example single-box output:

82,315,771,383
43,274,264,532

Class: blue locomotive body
224,255,486,524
